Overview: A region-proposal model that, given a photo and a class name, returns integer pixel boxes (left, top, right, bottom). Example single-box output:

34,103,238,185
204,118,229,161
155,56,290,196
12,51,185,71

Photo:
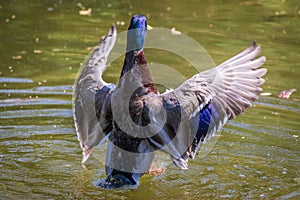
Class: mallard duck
73,15,267,188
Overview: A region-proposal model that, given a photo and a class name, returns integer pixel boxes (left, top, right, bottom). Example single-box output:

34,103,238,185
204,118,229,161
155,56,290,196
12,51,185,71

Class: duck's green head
126,14,152,52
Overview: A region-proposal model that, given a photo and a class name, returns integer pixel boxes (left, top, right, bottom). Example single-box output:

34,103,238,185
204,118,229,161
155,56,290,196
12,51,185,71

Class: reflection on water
0,0,299,199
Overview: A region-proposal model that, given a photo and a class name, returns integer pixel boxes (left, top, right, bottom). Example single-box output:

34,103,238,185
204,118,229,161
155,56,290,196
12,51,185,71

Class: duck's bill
147,24,153,30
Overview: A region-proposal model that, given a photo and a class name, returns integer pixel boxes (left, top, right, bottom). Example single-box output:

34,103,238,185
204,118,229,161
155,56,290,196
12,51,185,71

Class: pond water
0,0,299,199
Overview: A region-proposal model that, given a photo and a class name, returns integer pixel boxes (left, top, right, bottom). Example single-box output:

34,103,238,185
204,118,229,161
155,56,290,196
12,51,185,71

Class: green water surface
0,0,299,199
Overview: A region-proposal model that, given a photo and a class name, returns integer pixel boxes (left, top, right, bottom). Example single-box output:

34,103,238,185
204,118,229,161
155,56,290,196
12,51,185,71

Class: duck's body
73,15,267,188
104,49,160,187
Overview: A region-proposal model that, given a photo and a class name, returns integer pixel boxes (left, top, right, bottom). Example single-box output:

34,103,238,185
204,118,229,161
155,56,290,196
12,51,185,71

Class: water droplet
206,166,214,171
259,193,266,198
239,174,246,178
47,7,54,12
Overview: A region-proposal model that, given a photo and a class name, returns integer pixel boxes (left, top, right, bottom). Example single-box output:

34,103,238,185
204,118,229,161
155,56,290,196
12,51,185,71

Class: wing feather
73,25,117,163
142,42,267,168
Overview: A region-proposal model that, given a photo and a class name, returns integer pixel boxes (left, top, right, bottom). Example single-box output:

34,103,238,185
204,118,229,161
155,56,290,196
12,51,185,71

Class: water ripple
0,77,34,83
0,98,71,107
0,109,72,119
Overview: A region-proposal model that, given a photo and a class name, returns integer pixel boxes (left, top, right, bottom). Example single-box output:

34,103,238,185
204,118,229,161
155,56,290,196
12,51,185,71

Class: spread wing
73,25,117,163
141,41,267,169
